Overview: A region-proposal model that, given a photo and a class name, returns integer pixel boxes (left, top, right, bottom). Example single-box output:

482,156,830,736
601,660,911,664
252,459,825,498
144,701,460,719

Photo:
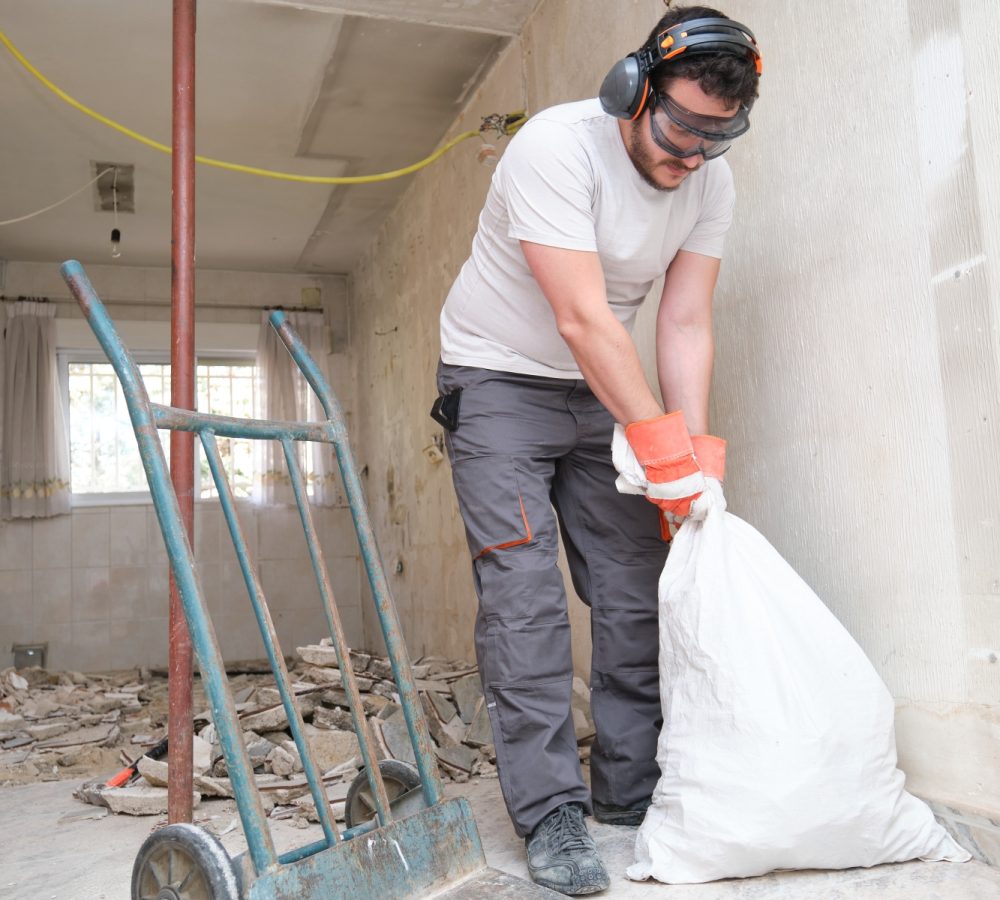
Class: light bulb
110,227,121,259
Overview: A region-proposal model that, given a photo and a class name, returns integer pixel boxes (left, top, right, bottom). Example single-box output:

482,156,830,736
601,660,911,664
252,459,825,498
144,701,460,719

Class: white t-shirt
440,98,735,379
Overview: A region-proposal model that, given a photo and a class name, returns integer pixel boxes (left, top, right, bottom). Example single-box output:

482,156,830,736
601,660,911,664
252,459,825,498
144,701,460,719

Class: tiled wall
0,501,363,672
1,260,363,673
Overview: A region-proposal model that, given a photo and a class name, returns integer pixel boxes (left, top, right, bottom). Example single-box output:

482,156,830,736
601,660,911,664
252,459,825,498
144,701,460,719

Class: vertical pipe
168,0,196,824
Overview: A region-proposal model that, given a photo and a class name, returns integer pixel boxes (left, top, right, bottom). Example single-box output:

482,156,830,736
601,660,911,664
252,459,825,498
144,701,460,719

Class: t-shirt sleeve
497,118,599,252
680,159,735,259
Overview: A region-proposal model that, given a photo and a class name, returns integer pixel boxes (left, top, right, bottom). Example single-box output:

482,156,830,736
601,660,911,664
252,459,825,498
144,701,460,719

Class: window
196,360,256,499
64,354,257,501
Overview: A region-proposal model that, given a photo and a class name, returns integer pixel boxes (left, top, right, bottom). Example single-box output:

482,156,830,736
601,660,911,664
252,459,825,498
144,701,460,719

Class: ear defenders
600,17,761,120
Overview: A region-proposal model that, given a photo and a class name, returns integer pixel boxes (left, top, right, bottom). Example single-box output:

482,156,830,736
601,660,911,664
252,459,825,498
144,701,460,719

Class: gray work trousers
436,363,667,837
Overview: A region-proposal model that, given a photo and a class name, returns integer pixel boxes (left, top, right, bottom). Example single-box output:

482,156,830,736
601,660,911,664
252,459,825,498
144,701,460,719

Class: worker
432,5,761,894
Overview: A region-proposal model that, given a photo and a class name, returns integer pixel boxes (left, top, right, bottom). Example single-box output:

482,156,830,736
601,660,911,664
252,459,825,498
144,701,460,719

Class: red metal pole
168,0,196,824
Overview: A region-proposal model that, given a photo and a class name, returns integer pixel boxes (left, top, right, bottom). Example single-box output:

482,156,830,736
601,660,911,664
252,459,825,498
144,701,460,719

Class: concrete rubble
0,648,597,825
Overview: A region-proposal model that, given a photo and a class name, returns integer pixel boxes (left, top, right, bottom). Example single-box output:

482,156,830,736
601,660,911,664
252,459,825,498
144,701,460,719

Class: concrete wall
0,261,362,671
346,0,999,850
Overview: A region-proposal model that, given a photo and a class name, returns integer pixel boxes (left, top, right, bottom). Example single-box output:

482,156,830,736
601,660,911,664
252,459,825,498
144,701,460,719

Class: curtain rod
0,294,322,313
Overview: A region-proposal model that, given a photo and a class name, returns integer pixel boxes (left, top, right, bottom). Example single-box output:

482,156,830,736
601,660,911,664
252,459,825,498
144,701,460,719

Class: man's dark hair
647,5,760,108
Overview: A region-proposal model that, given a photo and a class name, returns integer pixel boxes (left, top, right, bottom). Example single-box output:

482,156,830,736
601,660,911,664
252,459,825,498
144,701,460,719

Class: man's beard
625,127,700,193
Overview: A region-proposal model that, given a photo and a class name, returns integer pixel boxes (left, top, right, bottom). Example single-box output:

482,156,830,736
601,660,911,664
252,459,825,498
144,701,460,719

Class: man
433,6,761,895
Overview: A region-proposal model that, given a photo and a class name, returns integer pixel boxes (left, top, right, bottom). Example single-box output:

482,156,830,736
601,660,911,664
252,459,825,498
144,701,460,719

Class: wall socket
12,643,47,669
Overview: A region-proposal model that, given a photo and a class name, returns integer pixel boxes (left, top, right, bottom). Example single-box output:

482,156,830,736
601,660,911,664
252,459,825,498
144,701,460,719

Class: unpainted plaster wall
0,261,363,671
347,0,999,826
348,0,998,827
705,0,1000,817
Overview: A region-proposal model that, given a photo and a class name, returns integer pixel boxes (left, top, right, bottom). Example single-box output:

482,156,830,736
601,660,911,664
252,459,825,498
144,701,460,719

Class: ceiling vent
93,162,135,213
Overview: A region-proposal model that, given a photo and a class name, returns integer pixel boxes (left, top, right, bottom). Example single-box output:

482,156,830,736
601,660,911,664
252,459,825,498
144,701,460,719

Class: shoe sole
531,876,611,896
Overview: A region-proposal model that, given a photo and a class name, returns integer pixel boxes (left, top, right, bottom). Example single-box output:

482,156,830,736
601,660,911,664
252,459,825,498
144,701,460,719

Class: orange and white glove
687,434,727,522
624,412,706,540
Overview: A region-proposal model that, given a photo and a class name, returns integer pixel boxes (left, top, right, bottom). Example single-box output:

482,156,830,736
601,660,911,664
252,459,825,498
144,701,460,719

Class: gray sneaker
524,803,610,895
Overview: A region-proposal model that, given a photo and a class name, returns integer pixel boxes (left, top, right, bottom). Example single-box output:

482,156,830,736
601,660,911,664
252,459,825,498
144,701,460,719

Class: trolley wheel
131,822,239,900
344,759,422,829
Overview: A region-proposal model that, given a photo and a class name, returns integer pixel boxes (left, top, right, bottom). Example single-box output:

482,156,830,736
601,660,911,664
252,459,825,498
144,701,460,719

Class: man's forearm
559,311,663,425
520,241,663,425
656,323,713,435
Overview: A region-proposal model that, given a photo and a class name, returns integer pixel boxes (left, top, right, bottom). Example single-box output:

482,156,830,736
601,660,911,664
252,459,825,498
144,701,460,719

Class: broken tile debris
0,647,595,822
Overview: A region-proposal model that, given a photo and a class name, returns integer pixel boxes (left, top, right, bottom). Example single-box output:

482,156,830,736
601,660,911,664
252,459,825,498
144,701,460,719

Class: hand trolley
61,260,552,899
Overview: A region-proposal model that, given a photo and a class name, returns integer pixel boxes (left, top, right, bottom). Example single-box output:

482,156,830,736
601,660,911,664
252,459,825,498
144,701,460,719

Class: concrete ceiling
0,0,537,276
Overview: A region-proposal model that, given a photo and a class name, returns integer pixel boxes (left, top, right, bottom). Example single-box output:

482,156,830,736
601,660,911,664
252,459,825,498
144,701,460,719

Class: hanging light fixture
110,167,122,259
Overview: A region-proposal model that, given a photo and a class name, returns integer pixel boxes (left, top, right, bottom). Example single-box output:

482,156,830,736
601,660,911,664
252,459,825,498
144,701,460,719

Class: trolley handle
268,309,345,428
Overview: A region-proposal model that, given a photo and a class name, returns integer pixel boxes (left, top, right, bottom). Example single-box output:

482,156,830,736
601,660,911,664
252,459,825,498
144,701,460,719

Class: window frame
59,348,257,507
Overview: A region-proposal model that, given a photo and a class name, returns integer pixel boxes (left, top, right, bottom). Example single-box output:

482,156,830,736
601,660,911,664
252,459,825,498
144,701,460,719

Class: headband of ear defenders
600,16,762,121
642,17,761,75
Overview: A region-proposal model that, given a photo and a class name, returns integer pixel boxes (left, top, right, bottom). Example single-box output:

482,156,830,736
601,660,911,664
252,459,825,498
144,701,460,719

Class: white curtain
253,310,339,507
1,301,71,519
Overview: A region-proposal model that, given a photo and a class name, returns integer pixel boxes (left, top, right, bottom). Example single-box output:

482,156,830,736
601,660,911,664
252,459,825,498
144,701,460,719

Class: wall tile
146,509,169,567
108,567,147,621
0,513,360,669
141,618,170,669
214,614,267,663
272,607,328,655
72,567,111,623
71,621,112,673
0,521,33,570
109,508,148,566
32,516,71,569
218,560,254,618
338,602,364,651
194,506,222,563
260,560,321,611
108,618,167,670
230,501,259,560
146,564,171,620
315,507,356,559
32,568,73,626
71,509,110,568
258,507,310,560
1,570,34,653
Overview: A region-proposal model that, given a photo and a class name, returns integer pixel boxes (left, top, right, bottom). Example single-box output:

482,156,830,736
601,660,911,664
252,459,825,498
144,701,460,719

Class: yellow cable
0,27,525,184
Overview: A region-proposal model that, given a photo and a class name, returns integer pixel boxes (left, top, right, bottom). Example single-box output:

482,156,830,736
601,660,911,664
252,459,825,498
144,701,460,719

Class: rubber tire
344,759,422,829
131,822,239,900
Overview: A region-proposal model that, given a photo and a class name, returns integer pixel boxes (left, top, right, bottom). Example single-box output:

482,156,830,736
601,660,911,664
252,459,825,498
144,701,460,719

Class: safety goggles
648,91,750,160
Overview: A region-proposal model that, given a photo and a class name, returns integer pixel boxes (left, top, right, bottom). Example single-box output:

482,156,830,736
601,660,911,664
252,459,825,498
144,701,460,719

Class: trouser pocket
450,455,532,559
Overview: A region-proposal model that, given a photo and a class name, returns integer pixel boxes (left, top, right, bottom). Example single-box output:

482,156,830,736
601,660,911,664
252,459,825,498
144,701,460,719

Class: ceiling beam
238,0,537,36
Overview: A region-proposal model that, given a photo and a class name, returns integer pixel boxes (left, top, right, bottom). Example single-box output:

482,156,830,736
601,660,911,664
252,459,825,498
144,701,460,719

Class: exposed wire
0,27,527,185
0,167,111,227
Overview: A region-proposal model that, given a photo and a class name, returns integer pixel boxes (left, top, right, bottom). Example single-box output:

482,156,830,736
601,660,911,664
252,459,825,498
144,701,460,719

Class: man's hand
624,412,706,520
687,434,727,522
614,424,727,540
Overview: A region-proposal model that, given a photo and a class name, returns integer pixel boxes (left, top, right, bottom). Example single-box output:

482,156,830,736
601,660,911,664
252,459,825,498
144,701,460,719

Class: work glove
612,421,727,540
617,412,706,540
687,434,727,522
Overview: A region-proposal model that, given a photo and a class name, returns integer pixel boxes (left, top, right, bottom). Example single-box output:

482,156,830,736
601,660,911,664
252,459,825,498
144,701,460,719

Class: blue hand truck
61,261,552,899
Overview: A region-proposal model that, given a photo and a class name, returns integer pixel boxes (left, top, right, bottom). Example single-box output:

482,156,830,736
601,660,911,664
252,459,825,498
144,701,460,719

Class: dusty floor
1,772,998,899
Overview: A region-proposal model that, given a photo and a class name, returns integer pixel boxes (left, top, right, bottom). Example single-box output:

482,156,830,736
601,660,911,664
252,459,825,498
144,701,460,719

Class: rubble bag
626,501,971,884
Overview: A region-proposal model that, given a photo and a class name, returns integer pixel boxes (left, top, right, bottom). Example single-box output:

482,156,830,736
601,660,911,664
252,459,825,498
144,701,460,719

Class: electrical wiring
0,27,526,185
0,167,112,227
